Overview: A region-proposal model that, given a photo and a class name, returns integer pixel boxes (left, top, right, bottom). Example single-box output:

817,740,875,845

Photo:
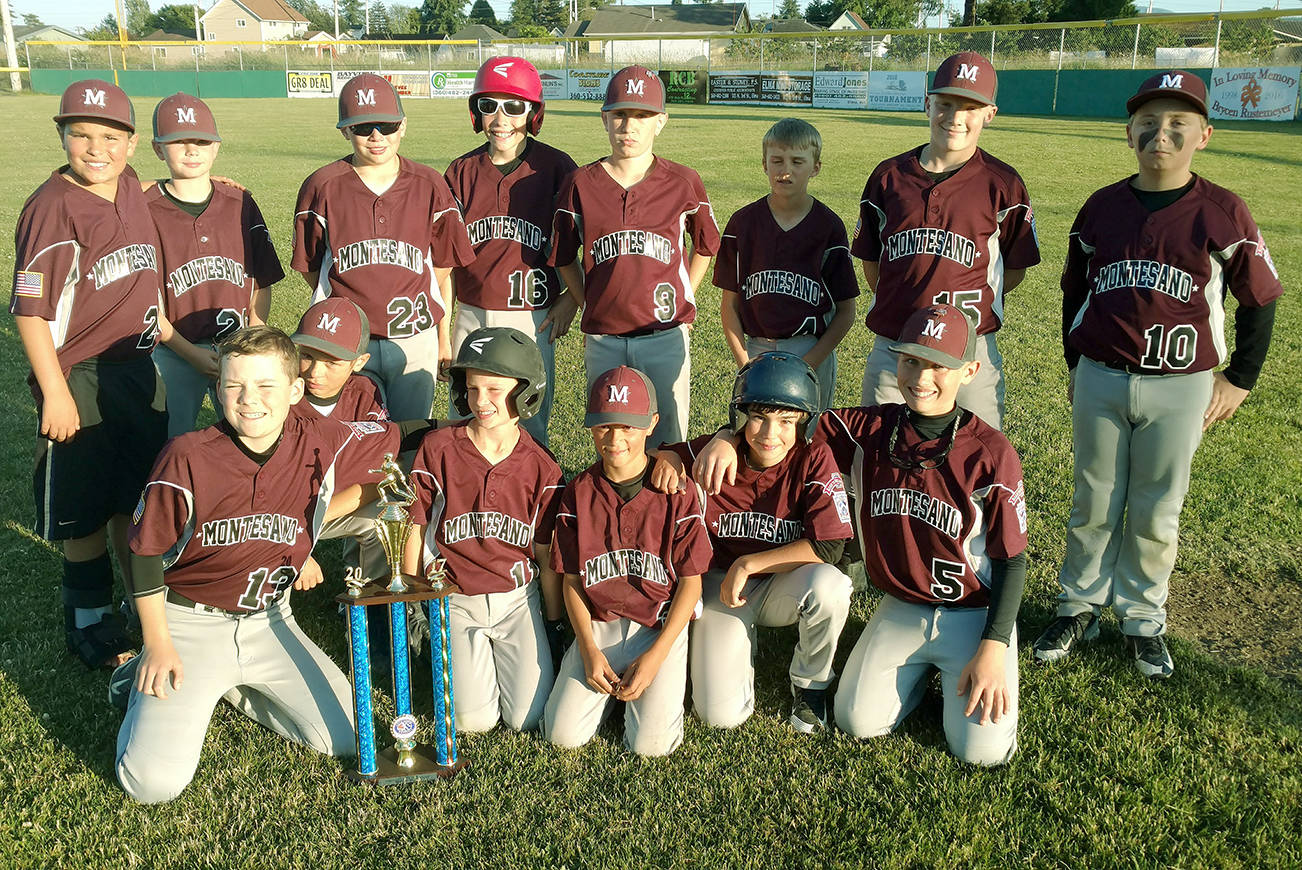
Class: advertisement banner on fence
660,69,705,104
708,72,761,104
386,71,430,98
287,70,334,98
813,71,869,109
761,72,813,105
868,70,925,111
568,69,613,102
1208,67,1300,121
429,70,475,99
539,71,567,102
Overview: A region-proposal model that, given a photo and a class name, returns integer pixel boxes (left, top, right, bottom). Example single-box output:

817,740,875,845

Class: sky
22,0,1302,36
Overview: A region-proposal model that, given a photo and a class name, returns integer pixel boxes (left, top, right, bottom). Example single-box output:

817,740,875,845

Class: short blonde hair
217,326,300,382
762,117,822,163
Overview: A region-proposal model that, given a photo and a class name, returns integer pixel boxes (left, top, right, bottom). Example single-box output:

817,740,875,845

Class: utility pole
0,0,19,91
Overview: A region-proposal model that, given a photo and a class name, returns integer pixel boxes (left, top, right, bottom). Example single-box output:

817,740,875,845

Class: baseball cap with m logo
54,79,136,132
152,93,222,144
337,73,405,129
927,52,997,107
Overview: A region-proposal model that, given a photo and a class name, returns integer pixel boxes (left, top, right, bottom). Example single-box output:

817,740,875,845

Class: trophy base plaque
345,747,470,786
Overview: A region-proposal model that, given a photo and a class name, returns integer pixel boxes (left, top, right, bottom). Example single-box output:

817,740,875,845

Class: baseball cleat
789,685,828,734
1032,612,1100,664
108,655,140,711
1126,634,1174,679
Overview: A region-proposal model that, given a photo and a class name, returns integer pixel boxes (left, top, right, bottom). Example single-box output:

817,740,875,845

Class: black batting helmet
729,352,821,442
449,327,547,421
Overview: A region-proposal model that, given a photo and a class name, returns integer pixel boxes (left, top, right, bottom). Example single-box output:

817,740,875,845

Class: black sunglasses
476,97,529,118
347,121,402,137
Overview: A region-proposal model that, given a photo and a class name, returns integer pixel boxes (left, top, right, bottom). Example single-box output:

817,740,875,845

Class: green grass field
0,94,1299,867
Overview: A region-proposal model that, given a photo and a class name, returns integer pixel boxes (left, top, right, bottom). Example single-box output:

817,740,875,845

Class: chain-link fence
26,9,1299,79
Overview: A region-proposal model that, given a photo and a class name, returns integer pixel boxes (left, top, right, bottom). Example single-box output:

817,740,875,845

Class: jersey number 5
931,290,983,329
929,558,966,602
387,294,436,337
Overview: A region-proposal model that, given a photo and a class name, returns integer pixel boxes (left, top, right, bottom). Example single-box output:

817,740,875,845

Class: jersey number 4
387,294,436,337
236,565,296,611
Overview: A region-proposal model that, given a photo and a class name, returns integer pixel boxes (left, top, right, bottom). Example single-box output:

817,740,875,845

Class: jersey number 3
387,294,436,337
237,565,296,611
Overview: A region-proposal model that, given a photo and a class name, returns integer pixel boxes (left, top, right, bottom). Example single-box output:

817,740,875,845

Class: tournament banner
760,72,813,105
1208,67,1300,122
868,70,925,112
813,71,869,109
539,70,567,102
429,70,476,99
567,69,613,102
708,72,761,104
287,69,336,98
660,69,705,105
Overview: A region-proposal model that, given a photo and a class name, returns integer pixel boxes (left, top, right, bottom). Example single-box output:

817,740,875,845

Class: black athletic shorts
33,355,168,541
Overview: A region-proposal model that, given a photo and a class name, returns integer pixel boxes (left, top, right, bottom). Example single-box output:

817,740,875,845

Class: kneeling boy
544,367,711,756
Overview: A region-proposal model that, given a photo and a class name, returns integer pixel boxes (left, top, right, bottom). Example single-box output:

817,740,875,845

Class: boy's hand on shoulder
136,641,184,699
956,639,1009,726
648,449,686,494
293,556,324,592
41,389,81,442
212,175,248,193
692,431,740,496
1203,372,1250,432
615,646,666,702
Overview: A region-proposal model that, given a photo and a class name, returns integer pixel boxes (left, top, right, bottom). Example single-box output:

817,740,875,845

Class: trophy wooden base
335,574,460,607
346,745,470,786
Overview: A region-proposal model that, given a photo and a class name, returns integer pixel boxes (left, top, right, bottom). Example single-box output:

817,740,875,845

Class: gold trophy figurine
370,453,419,594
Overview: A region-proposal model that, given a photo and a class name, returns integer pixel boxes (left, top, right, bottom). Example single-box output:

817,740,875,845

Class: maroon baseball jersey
817,404,1027,608
10,165,162,396
289,373,388,422
851,147,1040,338
292,156,475,340
551,463,712,628
130,415,400,611
1063,176,1283,374
409,423,565,596
550,157,721,336
445,139,578,311
714,197,859,339
668,435,852,571
146,182,284,344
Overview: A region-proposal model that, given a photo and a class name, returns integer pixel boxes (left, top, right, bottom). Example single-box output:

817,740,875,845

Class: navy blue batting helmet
728,351,821,442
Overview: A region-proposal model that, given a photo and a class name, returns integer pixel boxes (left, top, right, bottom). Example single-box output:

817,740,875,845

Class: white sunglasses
476,97,529,118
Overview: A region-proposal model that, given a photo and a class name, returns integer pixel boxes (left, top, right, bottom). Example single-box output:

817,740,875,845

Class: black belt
166,588,281,616
1095,359,1174,377
621,325,674,339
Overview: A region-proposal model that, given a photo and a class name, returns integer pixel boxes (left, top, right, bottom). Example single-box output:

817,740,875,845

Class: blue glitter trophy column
336,454,468,785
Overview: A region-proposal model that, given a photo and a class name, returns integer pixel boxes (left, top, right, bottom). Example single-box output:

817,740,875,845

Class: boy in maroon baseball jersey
852,52,1040,429
11,80,168,669
716,118,858,409
694,306,1028,764
115,326,404,803
147,92,284,437
401,327,565,733
652,352,853,733
445,57,578,447
293,74,475,421
544,367,711,756
550,66,721,447
290,297,388,424
1032,73,1283,679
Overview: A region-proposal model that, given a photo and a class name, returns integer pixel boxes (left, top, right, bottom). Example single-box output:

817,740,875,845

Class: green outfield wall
32,69,288,100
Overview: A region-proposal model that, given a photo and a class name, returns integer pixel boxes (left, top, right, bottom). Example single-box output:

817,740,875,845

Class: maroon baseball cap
54,79,135,132
929,52,997,106
889,304,977,370
152,93,221,143
603,66,666,113
292,298,370,361
337,73,405,129
1127,70,1208,117
585,366,658,428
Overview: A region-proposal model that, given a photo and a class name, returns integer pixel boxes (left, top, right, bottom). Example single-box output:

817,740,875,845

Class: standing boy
147,92,284,437
1032,72,1283,679
445,57,578,445
116,326,402,804
693,306,1029,765
716,118,859,409
293,73,476,420
402,327,566,733
851,51,1040,428
653,352,854,732
550,66,721,447
11,80,167,669
544,366,712,756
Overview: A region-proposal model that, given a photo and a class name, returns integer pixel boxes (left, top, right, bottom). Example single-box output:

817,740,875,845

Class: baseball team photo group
2,45,1299,867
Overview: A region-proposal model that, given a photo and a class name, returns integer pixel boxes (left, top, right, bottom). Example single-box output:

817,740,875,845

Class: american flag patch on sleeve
14,271,43,298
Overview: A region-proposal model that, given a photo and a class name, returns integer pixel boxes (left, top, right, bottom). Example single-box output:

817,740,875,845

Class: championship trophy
337,453,467,785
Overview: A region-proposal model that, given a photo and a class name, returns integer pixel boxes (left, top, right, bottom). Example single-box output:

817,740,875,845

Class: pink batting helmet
469,56,545,135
